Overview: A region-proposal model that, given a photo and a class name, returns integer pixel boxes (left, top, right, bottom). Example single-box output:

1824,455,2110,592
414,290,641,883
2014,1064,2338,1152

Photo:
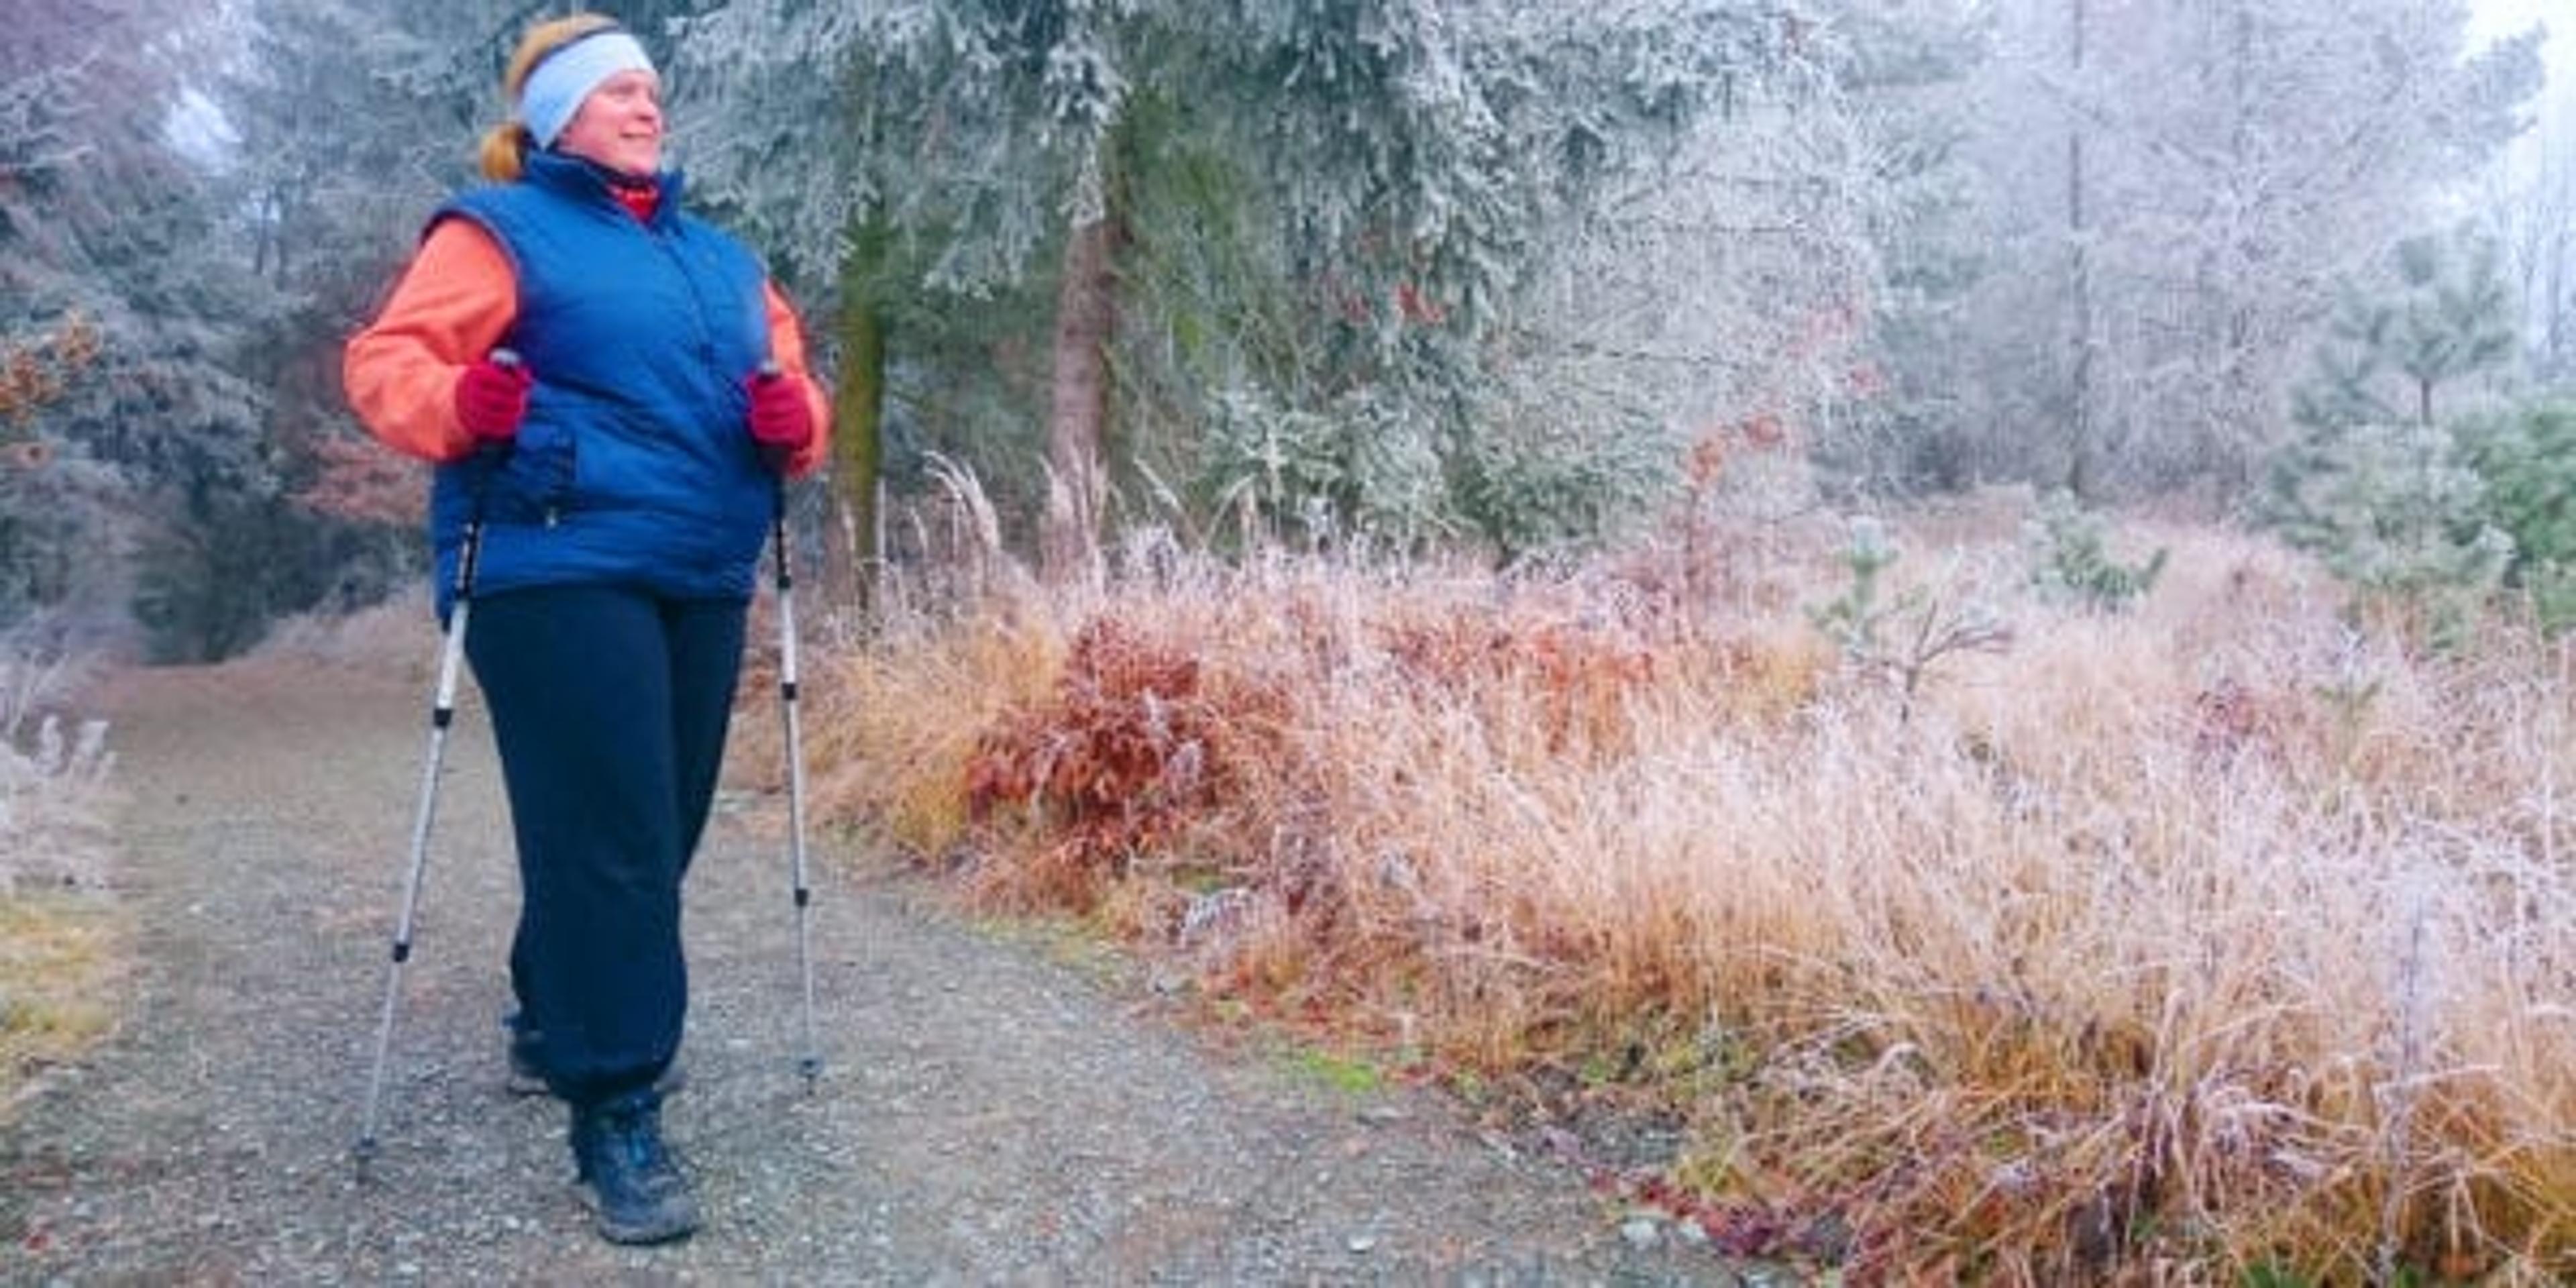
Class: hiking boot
504,1012,685,1097
568,1093,698,1245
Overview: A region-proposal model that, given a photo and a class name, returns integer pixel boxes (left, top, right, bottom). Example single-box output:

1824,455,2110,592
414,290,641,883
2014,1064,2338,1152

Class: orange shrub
963,616,1285,908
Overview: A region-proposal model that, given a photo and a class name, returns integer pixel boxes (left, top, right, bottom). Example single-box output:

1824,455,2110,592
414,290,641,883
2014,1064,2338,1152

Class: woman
343,13,829,1245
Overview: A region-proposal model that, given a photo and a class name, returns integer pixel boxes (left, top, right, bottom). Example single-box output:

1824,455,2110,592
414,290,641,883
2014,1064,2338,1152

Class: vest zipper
649,223,727,383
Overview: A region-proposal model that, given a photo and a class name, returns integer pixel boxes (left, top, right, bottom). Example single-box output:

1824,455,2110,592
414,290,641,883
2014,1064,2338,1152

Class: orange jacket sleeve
761,282,834,478
343,218,517,463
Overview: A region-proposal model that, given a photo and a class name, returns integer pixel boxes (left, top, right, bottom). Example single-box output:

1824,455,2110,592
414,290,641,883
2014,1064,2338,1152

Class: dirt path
0,655,1745,1283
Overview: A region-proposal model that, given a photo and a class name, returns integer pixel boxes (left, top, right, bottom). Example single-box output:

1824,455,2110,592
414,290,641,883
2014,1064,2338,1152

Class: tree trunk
1041,214,1116,586
829,290,885,615
2216,0,2257,491
2064,0,2096,499
2548,225,2570,378
824,217,898,616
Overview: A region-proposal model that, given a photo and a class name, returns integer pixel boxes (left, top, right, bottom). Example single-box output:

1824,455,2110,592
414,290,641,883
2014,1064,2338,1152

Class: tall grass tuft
0,633,113,895
788,507,2576,1281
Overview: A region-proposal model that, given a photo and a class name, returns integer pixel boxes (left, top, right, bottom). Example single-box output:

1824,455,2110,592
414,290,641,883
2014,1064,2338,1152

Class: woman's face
553,68,663,177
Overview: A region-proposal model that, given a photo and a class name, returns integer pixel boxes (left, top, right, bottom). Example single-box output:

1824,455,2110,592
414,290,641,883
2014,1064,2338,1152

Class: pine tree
2294,229,2520,434
2265,228,2523,631
674,0,1792,580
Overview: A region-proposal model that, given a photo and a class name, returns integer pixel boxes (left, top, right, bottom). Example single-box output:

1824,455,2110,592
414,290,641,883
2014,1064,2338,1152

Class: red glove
747,370,815,471
455,356,532,445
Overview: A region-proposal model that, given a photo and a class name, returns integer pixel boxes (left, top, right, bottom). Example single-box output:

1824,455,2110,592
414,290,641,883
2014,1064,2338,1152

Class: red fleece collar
612,182,660,222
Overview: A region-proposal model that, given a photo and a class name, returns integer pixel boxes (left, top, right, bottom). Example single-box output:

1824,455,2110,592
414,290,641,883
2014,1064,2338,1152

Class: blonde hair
474,13,623,181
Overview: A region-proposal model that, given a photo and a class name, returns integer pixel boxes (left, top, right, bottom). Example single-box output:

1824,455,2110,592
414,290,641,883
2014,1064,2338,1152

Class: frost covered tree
213,0,455,614
1784,0,1995,495
1945,0,2540,497
675,0,1795,584
1,0,298,653
2486,103,2576,389
8,0,606,655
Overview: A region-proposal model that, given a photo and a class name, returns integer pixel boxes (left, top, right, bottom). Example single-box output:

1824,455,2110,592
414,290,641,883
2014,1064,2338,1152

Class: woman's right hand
455,355,533,445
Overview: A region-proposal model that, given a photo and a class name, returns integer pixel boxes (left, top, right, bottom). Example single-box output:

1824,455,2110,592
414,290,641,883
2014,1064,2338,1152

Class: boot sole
574,1180,700,1245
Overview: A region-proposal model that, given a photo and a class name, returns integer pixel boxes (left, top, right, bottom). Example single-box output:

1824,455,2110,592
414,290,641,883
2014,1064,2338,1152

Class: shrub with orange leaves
1,313,101,439
963,616,1284,908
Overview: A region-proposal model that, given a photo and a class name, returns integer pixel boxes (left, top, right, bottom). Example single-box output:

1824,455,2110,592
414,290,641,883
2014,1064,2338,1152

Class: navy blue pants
465,584,746,1107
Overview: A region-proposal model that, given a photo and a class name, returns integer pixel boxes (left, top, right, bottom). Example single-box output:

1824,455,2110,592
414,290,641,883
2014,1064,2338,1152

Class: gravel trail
0,655,1746,1284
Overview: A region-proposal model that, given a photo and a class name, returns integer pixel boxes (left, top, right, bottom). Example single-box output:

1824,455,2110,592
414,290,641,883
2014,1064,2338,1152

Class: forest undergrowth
743,492,2576,1284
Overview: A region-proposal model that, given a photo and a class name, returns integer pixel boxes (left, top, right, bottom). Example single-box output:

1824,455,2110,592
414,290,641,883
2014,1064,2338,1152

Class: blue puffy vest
426,152,775,614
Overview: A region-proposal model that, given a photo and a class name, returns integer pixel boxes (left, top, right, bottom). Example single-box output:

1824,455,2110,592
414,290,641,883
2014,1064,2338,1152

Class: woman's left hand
745,371,814,472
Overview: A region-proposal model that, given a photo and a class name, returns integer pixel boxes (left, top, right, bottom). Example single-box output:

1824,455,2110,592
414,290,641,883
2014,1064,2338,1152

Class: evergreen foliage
213,0,519,625
3,0,2563,651
2266,419,2510,637
0,464,90,629
2,1,288,647
2022,490,2165,612
1454,394,1677,565
2460,400,2576,633
130,485,339,663
2267,229,2526,635
1809,0,1994,494
1807,513,2010,720
2295,230,2520,432
1807,513,1903,661
1197,383,1451,553
675,0,1796,565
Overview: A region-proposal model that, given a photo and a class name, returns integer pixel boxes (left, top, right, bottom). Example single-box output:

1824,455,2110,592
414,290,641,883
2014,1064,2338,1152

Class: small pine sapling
2023,491,2167,612
1809,517,2012,721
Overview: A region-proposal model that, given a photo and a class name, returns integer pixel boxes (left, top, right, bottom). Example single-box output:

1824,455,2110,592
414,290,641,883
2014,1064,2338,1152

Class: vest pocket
482,417,578,525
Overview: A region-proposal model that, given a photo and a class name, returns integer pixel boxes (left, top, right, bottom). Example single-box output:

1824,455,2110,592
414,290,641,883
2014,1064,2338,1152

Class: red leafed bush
963,617,1274,905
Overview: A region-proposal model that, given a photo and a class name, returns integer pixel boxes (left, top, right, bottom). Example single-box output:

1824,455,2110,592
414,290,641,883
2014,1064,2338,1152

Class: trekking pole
760,362,823,1088
354,347,516,1174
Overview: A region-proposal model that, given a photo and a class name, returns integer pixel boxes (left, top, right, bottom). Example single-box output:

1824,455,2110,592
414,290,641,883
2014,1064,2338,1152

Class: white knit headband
518,30,656,149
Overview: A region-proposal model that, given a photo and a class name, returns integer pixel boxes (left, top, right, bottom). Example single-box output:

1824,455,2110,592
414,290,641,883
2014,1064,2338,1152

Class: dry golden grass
0,894,121,1124
778,505,2576,1282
